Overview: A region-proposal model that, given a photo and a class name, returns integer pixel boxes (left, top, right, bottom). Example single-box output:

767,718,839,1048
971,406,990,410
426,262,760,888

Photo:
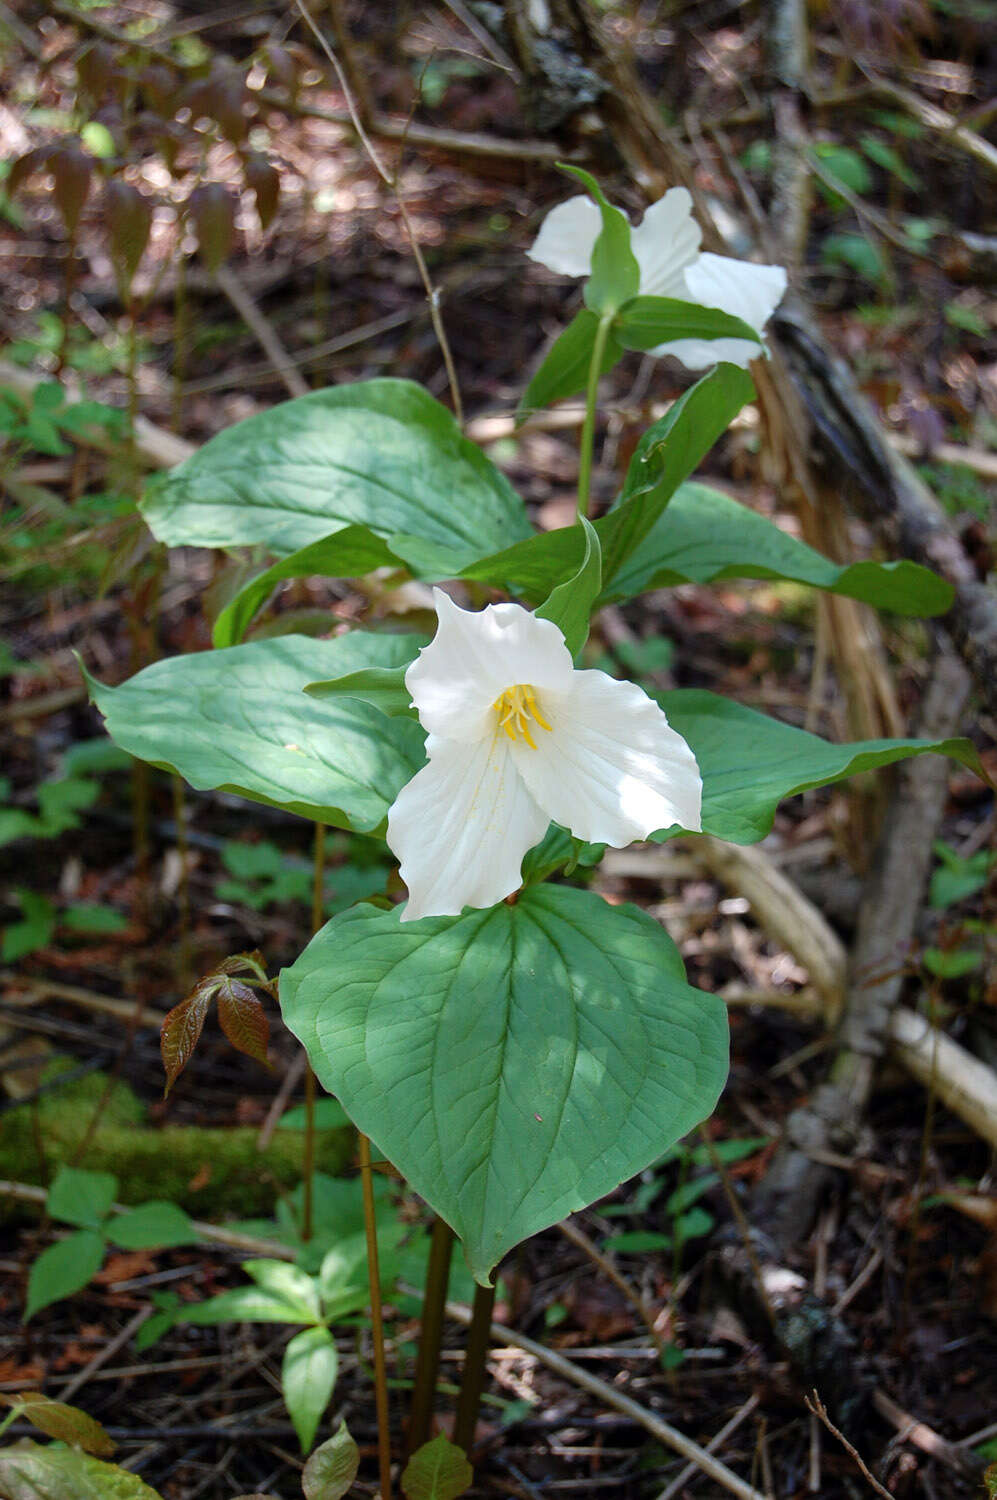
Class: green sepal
535,516,601,656
614,294,761,353
304,664,419,719
558,162,640,314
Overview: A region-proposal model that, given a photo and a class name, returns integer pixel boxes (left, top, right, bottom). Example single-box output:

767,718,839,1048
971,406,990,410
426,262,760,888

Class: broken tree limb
751,647,970,1251
694,838,847,1018
888,1006,997,1152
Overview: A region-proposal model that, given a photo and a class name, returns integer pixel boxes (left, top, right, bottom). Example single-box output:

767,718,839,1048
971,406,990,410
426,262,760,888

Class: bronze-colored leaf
215,978,269,1068
401,1435,473,1500
189,182,236,273
259,42,298,97
217,950,271,986
302,1421,360,1500
50,145,92,236
160,988,212,1095
1,1392,115,1457
105,180,153,288
76,41,116,102
243,153,280,231
139,64,178,114
9,146,52,198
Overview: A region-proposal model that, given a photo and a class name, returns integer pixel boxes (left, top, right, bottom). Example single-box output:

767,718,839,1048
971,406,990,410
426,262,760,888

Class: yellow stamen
492,684,551,750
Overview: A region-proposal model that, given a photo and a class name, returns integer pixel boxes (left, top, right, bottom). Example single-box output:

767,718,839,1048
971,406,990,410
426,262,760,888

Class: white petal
684,252,787,331
387,731,549,921
509,671,702,845
630,188,702,298
406,589,575,742
526,196,603,278
647,253,787,369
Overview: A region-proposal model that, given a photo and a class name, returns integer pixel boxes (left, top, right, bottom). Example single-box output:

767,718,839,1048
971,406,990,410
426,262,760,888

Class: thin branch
293,0,463,425
805,1393,891,1499
438,1294,769,1500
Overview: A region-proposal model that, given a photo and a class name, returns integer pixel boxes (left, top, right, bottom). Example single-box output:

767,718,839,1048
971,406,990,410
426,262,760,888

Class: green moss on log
0,1061,352,1216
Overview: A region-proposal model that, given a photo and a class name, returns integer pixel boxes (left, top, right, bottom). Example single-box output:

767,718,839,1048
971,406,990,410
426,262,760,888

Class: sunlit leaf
0,1441,162,1499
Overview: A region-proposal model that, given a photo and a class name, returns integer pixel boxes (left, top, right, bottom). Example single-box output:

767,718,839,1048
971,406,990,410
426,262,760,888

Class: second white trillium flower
527,187,787,370
387,589,702,921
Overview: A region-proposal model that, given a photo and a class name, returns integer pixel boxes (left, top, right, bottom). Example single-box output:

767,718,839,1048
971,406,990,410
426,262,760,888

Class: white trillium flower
527,187,787,370
386,589,702,922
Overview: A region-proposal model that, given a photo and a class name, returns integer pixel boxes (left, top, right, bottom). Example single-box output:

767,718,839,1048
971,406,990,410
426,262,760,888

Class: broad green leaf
24,1229,106,1321
178,1285,314,1326
141,379,531,557
282,1325,339,1453
212,526,401,648
1,1393,114,1456
536,516,601,656
107,1201,199,1250
302,1421,360,1500
47,1165,116,1229
656,689,983,845
465,365,756,604
305,664,418,719
607,482,953,614
0,1442,163,1500
242,1259,322,1320
614,295,761,353
280,885,729,1284
559,163,639,314
401,1434,473,1500
83,633,426,834
520,307,624,417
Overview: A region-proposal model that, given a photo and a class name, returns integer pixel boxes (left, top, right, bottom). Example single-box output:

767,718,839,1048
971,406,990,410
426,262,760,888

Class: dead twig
214,266,309,400
872,1388,982,1483
436,1293,769,1500
805,1392,891,1499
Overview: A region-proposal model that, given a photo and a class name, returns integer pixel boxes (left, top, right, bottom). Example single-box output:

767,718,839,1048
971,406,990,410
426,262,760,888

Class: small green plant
216,838,390,915
599,1135,767,1257
24,1165,200,1322
929,840,994,909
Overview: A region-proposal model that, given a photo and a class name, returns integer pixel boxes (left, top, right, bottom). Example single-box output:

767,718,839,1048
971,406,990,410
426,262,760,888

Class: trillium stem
360,1130,394,1499
407,1215,456,1453
576,311,615,520
301,820,327,1244
453,1280,497,1454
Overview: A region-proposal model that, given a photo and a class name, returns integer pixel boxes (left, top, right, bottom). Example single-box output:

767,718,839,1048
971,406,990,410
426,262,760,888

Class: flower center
493,683,552,750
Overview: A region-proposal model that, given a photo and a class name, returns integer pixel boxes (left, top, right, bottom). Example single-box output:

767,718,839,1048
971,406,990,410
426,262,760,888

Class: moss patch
1,1061,352,1217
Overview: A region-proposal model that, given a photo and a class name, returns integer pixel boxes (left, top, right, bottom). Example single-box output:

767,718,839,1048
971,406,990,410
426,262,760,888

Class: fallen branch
441,1294,768,1500
888,1006,997,1151
694,838,847,1016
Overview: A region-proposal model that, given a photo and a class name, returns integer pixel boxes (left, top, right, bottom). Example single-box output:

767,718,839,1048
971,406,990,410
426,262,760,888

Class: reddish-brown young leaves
189,182,237,273
105,180,154,290
160,951,274,1095
243,153,280,231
